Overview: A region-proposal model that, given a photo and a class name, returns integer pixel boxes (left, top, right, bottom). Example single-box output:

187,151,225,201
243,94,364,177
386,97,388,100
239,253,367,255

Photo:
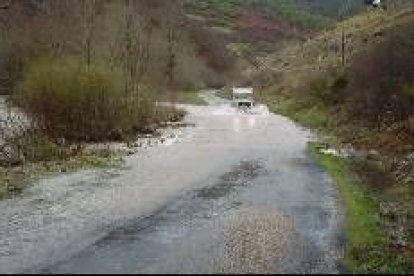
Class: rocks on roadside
0,144,25,166
79,127,184,157
394,152,414,183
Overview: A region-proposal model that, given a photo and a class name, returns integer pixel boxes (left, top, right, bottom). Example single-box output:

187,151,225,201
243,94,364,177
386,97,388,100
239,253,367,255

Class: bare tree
81,0,96,67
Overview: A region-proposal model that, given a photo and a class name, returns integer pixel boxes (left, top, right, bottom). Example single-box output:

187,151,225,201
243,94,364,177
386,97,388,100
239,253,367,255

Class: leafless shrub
345,20,414,126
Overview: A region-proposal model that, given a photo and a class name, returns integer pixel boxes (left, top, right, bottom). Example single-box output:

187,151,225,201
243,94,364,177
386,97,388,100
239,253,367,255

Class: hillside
184,0,364,30
259,4,414,75
296,0,365,18
256,3,414,273
183,0,365,65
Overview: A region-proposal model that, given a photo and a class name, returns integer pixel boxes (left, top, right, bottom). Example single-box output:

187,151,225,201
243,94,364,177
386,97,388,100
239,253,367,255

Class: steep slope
256,3,414,150
256,4,414,274
183,0,364,30
296,0,365,18
183,0,365,63
260,5,414,74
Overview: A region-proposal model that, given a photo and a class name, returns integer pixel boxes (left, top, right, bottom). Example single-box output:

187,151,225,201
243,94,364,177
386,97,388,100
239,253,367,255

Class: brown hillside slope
235,8,311,43
260,6,414,74
256,5,414,274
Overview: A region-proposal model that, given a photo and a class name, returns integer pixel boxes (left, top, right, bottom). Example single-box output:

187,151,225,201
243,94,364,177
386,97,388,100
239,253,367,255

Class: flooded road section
0,92,343,273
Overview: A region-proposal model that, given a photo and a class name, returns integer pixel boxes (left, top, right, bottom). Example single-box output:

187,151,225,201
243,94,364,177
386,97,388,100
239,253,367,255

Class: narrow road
0,91,344,274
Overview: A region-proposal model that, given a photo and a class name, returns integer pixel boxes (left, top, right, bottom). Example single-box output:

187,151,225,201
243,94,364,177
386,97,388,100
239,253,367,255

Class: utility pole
340,0,350,67
341,24,345,67
82,0,96,69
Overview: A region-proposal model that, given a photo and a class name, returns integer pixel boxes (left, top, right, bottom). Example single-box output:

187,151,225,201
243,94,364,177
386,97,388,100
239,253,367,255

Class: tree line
0,0,235,165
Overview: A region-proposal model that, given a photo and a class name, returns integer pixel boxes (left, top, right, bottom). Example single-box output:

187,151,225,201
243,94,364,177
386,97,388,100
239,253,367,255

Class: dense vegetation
0,0,234,166
14,58,155,142
257,4,414,273
259,4,414,153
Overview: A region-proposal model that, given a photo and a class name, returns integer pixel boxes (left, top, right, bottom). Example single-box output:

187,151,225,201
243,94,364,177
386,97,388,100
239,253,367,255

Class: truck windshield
234,93,252,100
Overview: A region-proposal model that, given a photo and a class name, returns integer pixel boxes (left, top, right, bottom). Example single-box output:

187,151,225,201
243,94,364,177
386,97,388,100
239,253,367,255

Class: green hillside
183,0,364,30
296,0,365,18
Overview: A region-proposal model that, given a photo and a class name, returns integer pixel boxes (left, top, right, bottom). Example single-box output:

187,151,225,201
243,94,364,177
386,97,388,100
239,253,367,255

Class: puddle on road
42,150,343,274
45,159,275,273
196,160,265,200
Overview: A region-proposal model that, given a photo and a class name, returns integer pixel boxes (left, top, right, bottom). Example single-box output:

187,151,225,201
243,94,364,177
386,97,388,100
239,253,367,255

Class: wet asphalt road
0,92,344,274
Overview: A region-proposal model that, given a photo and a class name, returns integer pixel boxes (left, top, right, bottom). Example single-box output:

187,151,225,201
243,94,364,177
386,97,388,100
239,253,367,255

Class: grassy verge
0,152,123,199
268,96,413,273
271,98,333,130
309,143,397,273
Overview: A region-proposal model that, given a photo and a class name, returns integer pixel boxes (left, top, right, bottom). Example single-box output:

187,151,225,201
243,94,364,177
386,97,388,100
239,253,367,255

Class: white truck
232,87,254,109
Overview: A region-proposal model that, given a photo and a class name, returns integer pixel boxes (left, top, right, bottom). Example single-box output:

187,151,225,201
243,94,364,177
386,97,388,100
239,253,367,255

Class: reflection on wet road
0,91,344,274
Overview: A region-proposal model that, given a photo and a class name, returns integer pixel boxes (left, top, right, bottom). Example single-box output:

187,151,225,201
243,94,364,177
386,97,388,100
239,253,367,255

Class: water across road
0,91,344,273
